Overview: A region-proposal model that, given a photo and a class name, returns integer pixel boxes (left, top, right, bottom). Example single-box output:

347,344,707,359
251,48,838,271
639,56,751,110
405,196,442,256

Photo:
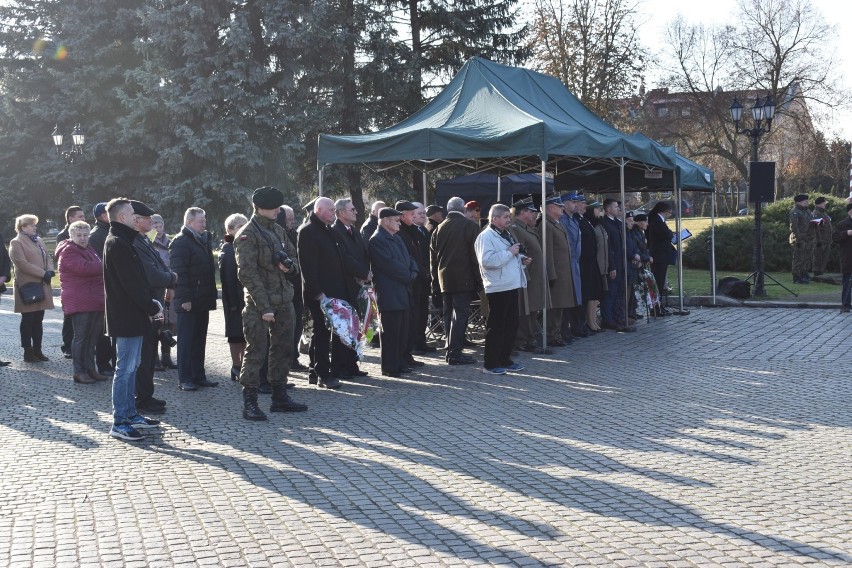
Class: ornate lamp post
730,95,775,297
52,124,86,163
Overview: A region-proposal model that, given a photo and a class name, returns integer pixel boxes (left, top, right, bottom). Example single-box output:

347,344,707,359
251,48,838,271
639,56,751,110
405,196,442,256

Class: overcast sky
637,0,852,140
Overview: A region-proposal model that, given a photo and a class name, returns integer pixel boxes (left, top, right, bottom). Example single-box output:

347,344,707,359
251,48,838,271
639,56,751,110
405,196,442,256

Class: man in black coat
170,207,218,391
89,201,115,373
298,196,350,390
368,208,418,377
600,199,634,332
131,201,178,414
277,205,307,371
332,198,371,380
360,200,385,240
395,200,429,366
103,198,163,441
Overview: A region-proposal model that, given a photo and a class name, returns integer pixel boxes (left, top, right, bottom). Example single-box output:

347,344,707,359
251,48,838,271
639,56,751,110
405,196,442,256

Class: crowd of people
0,189,680,439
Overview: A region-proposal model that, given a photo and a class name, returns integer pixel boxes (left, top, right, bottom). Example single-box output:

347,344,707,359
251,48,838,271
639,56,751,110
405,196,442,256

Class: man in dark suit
646,201,675,316
332,198,370,380
170,207,219,391
89,202,115,374
360,200,385,240
368,208,418,377
298,196,351,389
394,200,428,367
600,199,635,332
430,196,480,365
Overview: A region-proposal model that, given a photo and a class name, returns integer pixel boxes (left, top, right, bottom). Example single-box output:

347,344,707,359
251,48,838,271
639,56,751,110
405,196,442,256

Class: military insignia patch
240,235,248,241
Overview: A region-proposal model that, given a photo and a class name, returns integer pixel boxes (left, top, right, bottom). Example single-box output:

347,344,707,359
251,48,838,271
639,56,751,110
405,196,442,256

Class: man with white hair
170,207,219,391
430,196,480,365
297,196,350,390
360,200,386,240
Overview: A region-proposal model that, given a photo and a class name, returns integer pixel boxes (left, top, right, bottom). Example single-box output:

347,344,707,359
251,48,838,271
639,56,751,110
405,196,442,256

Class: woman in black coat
646,202,675,315
220,214,248,381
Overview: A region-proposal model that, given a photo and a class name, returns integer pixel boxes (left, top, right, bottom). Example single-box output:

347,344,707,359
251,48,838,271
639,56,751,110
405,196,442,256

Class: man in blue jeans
103,198,164,441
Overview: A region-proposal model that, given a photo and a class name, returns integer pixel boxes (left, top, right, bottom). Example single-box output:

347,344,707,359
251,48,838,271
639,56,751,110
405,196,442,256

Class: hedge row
682,195,848,273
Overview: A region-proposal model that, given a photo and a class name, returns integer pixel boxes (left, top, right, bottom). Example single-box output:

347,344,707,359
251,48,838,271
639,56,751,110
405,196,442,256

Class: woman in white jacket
474,204,532,374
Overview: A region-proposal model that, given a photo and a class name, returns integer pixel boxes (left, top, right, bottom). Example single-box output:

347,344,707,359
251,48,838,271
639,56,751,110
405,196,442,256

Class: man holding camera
235,187,308,421
475,204,531,374
131,200,177,414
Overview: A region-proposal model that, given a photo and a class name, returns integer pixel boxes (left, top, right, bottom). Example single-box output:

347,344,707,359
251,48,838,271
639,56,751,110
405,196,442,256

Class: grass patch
670,268,838,300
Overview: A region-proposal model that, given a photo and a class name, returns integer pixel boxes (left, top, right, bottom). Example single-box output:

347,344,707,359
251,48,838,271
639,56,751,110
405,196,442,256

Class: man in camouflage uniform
235,186,308,421
789,194,815,284
811,196,833,276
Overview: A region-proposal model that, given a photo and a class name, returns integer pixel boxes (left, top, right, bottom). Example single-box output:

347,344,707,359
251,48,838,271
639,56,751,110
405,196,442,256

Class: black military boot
160,344,177,369
242,387,267,421
270,386,308,413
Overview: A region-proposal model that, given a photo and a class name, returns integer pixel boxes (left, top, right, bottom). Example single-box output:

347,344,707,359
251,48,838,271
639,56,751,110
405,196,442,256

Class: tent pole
541,160,547,352
711,185,717,305
318,166,324,197
422,170,428,205
497,175,502,203
620,160,628,324
675,176,685,312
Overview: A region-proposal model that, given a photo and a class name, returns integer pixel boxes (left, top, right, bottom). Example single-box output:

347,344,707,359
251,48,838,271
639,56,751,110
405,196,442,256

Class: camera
517,244,528,256
158,328,177,348
275,250,295,270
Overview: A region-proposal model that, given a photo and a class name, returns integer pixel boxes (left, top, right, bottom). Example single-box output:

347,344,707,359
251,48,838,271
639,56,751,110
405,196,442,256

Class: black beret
379,207,403,219
815,197,827,205
394,200,417,212
794,194,808,203
633,213,648,222
625,211,634,218
425,205,444,216
252,186,284,209
129,200,156,216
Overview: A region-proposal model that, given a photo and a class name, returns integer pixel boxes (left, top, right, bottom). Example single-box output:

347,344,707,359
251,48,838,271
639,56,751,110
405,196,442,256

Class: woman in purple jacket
55,221,109,384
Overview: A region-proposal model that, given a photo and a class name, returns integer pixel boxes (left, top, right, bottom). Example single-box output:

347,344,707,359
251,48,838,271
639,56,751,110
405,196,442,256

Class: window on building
656,106,669,117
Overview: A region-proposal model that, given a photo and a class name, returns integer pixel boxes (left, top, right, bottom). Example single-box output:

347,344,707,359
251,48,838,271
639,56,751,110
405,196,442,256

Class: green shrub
683,193,846,272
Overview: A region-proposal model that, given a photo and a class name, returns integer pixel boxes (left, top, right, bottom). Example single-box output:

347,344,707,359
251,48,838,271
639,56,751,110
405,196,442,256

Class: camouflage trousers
812,242,831,274
791,241,814,275
239,302,294,388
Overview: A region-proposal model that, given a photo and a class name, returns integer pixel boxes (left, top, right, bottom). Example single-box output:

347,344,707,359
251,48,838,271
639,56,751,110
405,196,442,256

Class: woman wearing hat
9,214,55,362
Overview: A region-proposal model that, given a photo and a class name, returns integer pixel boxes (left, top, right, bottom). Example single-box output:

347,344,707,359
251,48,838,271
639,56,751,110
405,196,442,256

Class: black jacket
333,219,370,300
0,230,11,281
360,214,379,240
601,216,624,273
169,226,218,312
298,213,352,304
218,239,244,313
832,215,852,272
56,225,71,244
134,234,177,302
399,223,430,285
369,226,417,311
647,213,675,266
103,222,160,337
88,219,111,258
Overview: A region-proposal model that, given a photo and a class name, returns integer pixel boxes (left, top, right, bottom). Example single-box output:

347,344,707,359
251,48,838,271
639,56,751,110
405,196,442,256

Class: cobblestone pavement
0,301,850,567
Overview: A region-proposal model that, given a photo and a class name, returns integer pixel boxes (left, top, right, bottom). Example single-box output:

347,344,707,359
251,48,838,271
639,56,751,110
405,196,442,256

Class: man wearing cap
170,206,218,391
464,201,482,226
430,196,481,365
361,200,386,240
789,194,815,283
88,201,115,374
368,208,419,377
411,202,435,354
812,196,833,276
131,200,177,415
102,198,163,441
542,195,578,345
395,200,428,366
509,196,550,352
425,205,445,233
298,196,350,389
560,193,586,338
236,186,307,421
831,203,852,312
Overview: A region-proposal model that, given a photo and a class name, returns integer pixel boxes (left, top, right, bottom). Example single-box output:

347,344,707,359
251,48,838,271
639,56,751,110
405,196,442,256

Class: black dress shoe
195,379,219,387
319,377,342,389
381,370,401,378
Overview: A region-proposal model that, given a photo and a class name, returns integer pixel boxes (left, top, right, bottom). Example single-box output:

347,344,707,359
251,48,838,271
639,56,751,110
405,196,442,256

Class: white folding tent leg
620,161,629,322
541,160,547,352
318,166,324,197
711,187,717,305
675,176,685,312
422,170,428,205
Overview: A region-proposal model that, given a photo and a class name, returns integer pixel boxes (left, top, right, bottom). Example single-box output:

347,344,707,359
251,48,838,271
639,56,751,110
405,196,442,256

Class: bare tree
529,0,647,124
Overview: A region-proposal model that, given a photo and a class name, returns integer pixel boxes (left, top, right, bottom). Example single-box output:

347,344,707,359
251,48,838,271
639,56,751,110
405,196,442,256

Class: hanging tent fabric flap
317,57,676,172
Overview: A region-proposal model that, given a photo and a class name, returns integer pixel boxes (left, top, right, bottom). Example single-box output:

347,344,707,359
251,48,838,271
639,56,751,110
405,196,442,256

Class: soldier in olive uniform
235,186,308,421
811,196,833,275
789,194,815,283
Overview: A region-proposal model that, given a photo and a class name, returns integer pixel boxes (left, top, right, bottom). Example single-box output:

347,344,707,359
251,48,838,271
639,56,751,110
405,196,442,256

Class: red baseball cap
465,200,480,210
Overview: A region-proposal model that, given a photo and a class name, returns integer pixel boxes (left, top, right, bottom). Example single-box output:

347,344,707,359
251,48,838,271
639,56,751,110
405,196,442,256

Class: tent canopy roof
318,57,678,173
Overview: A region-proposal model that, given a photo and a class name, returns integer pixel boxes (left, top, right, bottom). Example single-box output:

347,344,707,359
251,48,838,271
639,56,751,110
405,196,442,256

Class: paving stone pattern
0,301,850,567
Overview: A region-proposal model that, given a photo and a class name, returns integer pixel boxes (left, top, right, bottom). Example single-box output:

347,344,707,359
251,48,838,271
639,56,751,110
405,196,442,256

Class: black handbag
18,281,45,305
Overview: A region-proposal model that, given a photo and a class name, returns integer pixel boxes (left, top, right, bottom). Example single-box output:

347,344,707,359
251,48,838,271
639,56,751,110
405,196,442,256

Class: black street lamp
730,95,776,297
52,124,86,163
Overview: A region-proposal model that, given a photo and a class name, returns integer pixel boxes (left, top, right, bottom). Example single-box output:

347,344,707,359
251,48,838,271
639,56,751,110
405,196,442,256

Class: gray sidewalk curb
684,295,839,309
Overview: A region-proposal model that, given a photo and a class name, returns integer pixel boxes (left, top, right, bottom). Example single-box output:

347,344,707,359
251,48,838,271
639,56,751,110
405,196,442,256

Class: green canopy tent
318,57,711,343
